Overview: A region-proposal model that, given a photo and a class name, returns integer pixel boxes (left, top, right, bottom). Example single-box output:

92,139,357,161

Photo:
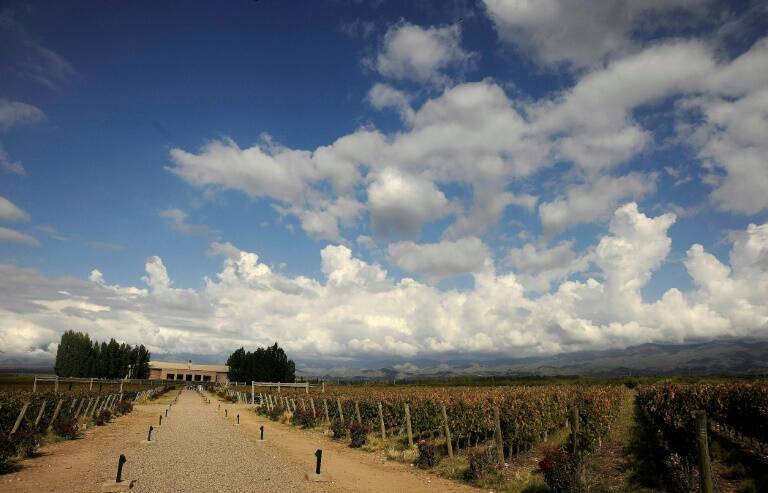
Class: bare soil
0,390,481,492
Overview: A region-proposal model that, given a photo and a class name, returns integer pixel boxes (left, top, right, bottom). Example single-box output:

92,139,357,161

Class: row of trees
54,330,151,379
227,343,295,383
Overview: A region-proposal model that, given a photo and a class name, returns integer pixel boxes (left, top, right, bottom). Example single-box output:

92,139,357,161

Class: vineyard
217,380,768,492
0,379,171,472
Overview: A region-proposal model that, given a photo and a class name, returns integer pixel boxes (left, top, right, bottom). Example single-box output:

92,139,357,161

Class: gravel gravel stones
128,390,332,493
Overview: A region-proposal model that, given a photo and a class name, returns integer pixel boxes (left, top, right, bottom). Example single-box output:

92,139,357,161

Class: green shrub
348,421,369,448
466,446,501,482
415,439,439,469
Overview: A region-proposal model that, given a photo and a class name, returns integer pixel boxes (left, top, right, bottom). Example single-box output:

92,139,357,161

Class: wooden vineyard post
47,399,64,433
441,405,453,458
291,398,297,412
570,406,585,485
696,411,714,493
33,376,37,393
10,401,30,436
570,407,579,454
89,378,93,391
74,398,85,418
34,400,48,427
493,407,504,464
323,399,330,424
55,376,59,393
404,403,414,447
310,397,316,418
378,402,386,440
336,399,345,427
305,381,309,394
355,401,362,424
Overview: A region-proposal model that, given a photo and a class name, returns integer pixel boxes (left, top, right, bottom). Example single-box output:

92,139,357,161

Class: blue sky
1,0,767,368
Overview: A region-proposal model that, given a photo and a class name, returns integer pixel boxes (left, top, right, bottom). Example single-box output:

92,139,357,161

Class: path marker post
159,415,162,426
304,448,330,482
147,426,154,441
100,453,135,492
237,414,240,425
260,425,264,440
116,454,126,482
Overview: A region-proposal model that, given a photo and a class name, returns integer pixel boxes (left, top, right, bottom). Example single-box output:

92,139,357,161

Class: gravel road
128,390,331,493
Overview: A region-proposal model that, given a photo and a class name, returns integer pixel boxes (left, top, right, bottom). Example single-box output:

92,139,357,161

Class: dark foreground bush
95,409,112,426
267,405,283,421
415,439,439,469
330,419,346,440
539,446,581,493
0,435,15,473
52,415,81,439
11,431,40,458
291,408,318,429
348,421,369,448
466,446,501,481
115,399,133,415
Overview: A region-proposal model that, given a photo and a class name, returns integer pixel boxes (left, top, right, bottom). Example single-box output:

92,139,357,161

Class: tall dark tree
226,342,295,383
54,331,151,378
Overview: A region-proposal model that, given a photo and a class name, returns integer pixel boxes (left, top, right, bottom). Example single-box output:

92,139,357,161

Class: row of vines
0,385,171,472
637,381,768,490
234,384,628,461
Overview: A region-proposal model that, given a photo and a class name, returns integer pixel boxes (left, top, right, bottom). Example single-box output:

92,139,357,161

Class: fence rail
32,376,174,393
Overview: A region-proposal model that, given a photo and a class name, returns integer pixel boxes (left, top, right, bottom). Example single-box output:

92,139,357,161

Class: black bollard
159,415,162,426
260,425,264,440
116,454,127,482
147,425,154,441
237,414,240,425
315,449,322,475
225,409,228,418
165,408,168,417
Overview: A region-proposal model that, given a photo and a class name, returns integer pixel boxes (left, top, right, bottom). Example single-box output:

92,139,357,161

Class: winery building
149,360,229,383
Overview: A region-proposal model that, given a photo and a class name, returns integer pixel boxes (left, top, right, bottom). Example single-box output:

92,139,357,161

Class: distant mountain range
4,339,768,378
297,339,768,380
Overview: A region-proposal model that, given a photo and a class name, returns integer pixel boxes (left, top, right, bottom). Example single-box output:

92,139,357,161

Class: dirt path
221,396,480,493
1,390,480,492
1,393,168,492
